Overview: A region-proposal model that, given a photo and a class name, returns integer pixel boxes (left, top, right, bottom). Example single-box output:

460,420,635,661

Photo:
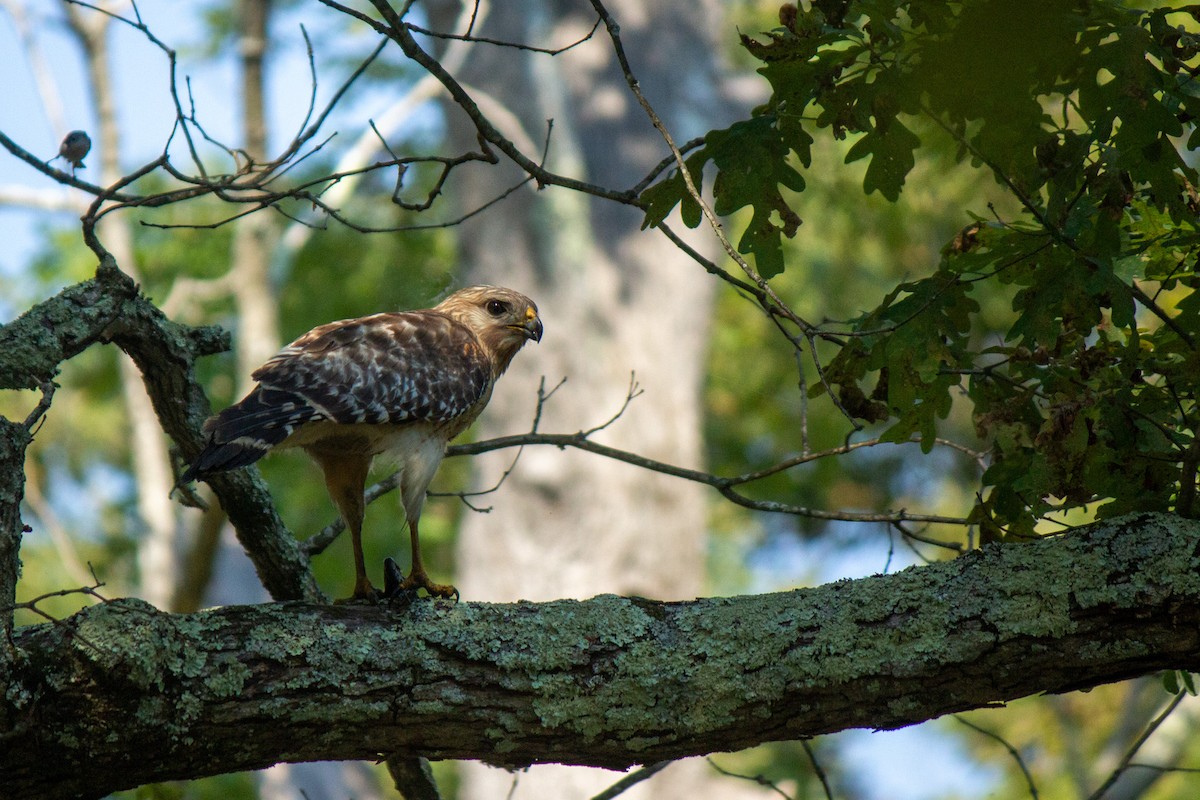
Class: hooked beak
510,307,543,342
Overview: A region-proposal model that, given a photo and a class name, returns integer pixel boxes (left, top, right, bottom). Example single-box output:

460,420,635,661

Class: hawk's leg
313,450,377,601
398,518,458,600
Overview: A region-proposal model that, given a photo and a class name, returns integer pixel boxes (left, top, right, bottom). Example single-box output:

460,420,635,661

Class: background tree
424,0,742,794
2,1,1200,798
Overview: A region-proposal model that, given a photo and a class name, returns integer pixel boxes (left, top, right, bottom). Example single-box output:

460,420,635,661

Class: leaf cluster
646,0,1200,535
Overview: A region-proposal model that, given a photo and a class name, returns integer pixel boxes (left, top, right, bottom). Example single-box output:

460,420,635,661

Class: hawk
179,286,543,600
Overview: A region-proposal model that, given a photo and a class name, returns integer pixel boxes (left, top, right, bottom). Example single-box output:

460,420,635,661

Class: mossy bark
0,261,322,603
3,512,1199,799
0,420,31,678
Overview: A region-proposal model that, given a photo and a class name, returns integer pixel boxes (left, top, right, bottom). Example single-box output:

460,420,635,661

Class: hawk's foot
334,576,381,604
399,568,459,602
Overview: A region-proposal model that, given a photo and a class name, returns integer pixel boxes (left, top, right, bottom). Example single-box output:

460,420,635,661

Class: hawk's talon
383,557,418,604
399,570,459,602
333,574,382,603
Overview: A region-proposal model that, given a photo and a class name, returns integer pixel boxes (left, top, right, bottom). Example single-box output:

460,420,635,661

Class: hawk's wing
254,311,492,427
181,311,491,481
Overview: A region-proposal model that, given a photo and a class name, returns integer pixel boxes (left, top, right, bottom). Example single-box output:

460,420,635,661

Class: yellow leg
313,451,376,601
398,518,458,600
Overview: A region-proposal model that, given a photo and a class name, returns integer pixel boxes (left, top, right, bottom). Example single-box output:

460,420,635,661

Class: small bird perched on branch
57,130,91,173
179,286,543,600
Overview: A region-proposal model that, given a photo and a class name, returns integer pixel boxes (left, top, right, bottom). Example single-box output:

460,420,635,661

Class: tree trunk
427,3,735,792
65,3,183,610
4,513,1199,799
434,0,731,598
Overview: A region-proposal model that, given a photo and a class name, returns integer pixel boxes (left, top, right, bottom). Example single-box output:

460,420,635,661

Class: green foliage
642,116,806,276
1163,669,1198,696
656,0,1200,535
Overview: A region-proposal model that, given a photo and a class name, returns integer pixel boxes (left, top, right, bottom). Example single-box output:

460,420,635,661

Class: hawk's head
436,285,543,372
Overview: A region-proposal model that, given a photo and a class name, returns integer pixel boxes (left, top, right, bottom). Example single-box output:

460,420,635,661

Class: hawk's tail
177,386,318,486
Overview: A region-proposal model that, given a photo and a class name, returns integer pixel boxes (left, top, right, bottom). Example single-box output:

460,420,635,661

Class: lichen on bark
4,513,1200,799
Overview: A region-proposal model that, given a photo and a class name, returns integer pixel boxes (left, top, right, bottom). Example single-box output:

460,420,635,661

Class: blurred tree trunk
172,0,283,615
432,1,754,796
65,3,182,611
220,2,385,796
232,0,281,387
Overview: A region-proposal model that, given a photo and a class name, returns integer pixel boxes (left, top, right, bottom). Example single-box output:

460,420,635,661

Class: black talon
383,557,418,604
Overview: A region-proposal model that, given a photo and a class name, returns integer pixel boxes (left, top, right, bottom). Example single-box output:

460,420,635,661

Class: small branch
446,428,973,528
801,741,834,800
628,137,706,197
954,715,1040,800
589,760,673,800
1,574,108,627
359,0,638,204
0,264,321,603
1085,693,1189,800
386,755,442,800
432,446,522,513
406,15,602,56
587,0,818,342
0,129,137,202
2,571,110,657
20,382,57,432
706,758,795,799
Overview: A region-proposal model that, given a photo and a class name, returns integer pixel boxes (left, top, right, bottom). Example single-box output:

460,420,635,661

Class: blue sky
0,0,388,290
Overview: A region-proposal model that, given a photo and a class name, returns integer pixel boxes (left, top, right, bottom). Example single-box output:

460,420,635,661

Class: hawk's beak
512,307,543,342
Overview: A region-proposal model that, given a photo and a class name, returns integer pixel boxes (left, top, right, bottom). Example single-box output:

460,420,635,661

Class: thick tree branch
0,262,323,603
4,512,1199,798
0,419,32,677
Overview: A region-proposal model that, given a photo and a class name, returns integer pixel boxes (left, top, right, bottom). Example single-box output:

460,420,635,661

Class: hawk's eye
485,299,509,317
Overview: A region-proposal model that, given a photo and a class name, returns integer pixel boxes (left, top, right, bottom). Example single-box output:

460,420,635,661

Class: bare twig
706,757,795,800
587,0,818,339
1086,693,1188,800
2,570,109,654
954,715,1040,800
21,381,56,432
589,760,672,800
305,376,568,555
447,427,972,528
358,0,638,204
800,740,835,800
406,15,602,56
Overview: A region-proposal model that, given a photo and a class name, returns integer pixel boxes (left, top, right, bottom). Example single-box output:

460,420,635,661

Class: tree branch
0,261,323,603
4,513,1199,798
0,418,32,678
359,0,638,205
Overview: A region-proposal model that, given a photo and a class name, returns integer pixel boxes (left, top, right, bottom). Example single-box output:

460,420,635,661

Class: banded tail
178,386,321,485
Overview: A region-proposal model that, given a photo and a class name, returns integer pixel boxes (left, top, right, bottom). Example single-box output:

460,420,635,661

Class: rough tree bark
0,419,31,678
3,512,1198,799
0,262,323,604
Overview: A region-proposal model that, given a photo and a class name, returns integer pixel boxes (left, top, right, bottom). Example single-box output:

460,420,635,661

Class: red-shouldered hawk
179,286,543,600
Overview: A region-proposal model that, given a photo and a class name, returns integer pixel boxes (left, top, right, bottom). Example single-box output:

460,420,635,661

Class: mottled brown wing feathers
178,386,315,481
180,311,491,482
255,312,492,424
